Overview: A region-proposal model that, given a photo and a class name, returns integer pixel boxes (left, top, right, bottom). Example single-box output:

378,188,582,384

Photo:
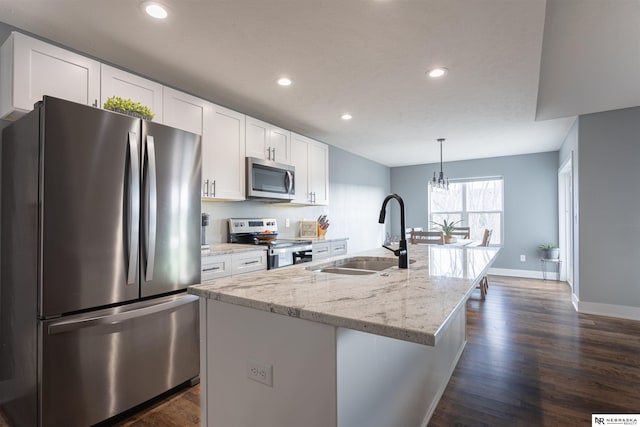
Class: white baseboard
488,267,559,281
574,298,640,321
572,293,579,312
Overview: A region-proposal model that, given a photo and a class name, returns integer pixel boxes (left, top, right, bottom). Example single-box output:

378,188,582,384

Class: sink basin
334,259,398,271
307,256,414,275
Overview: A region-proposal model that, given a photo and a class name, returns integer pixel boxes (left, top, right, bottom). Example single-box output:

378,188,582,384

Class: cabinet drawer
330,240,348,257
312,243,331,260
202,254,232,281
231,250,266,275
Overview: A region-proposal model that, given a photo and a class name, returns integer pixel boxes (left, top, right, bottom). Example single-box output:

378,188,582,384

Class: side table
540,258,561,281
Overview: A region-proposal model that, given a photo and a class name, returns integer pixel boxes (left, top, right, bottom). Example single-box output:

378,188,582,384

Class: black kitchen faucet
378,193,408,269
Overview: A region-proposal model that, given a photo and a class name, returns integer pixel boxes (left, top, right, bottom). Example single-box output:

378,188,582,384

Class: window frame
427,176,504,246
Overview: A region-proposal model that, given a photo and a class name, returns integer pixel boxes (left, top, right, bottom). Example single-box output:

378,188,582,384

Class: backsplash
201,200,327,244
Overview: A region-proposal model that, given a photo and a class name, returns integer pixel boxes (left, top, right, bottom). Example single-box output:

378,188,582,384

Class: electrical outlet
285,218,290,228
520,254,526,262
247,360,273,387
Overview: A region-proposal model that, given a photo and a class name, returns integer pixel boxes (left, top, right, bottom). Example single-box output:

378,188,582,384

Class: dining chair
477,229,493,299
449,227,470,239
410,230,444,245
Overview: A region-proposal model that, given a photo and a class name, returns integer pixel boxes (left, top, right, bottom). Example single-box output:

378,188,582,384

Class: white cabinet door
100,64,164,123
290,133,329,205
290,134,310,204
0,32,100,120
162,86,209,135
231,250,267,275
312,242,331,261
309,141,329,205
202,104,246,201
201,254,232,282
330,240,348,257
245,116,291,164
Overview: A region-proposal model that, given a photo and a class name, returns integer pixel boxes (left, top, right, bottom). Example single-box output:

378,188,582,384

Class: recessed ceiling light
143,2,168,19
277,77,292,86
427,67,448,78
341,113,352,120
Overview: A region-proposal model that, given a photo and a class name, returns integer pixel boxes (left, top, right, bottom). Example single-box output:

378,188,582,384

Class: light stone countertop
190,244,500,346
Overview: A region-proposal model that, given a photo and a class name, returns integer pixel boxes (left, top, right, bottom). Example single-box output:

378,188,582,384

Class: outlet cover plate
247,359,273,387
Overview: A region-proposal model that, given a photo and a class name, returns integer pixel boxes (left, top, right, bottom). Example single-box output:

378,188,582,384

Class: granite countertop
202,243,267,256
190,244,499,346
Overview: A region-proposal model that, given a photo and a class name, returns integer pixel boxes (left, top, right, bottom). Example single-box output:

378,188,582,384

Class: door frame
558,155,573,286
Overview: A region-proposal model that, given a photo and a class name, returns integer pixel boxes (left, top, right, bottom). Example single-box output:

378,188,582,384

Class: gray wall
203,145,391,254
577,106,640,307
390,152,559,270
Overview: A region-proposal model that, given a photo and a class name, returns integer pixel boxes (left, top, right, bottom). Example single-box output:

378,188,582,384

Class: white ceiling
0,0,636,167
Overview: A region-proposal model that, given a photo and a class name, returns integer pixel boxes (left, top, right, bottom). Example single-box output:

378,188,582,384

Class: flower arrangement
103,96,155,120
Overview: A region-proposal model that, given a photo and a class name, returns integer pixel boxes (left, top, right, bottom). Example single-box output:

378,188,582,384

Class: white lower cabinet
312,242,331,261
100,64,164,123
231,250,267,275
201,250,266,282
330,239,348,257
201,254,232,281
0,32,101,120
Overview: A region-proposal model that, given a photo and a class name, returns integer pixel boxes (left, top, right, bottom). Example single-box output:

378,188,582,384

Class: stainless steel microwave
246,157,295,201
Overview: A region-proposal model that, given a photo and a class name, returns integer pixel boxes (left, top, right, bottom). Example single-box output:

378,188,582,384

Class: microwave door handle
285,170,293,194
126,132,140,285
144,135,158,282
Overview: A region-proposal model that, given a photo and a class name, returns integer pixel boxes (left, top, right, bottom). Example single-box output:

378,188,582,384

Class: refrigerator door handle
127,132,141,285
144,135,158,282
47,294,199,335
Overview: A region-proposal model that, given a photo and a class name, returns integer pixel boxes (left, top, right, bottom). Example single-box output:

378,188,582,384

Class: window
428,177,503,245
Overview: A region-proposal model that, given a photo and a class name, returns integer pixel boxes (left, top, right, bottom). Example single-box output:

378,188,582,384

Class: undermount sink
307,256,414,275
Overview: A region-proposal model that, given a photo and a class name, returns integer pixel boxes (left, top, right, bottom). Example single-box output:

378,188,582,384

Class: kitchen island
189,244,499,427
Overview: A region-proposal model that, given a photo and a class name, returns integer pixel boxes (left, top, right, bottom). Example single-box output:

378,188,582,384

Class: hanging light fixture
430,138,449,190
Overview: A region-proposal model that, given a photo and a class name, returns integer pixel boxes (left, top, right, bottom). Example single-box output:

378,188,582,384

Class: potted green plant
103,96,155,120
430,219,462,244
539,244,559,259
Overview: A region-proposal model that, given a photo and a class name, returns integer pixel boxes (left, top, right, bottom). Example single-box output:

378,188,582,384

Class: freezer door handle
144,135,158,282
127,132,141,285
47,294,199,335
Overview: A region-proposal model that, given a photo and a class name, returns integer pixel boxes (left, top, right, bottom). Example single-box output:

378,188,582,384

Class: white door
269,125,291,164
245,116,269,160
558,157,573,286
309,141,329,205
162,87,209,135
101,64,164,123
290,134,310,203
1,32,100,119
204,104,246,200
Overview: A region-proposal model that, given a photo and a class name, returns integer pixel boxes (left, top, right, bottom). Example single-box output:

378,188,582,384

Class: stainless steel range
228,218,313,269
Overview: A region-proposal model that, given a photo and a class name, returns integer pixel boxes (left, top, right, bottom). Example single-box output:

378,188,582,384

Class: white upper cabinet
309,140,329,205
245,116,291,164
0,32,101,120
290,133,329,205
100,64,163,123
202,104,246,201
163,86,208,135
290,133,310,204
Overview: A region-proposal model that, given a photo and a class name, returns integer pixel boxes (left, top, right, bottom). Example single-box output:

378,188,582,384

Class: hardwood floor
2,276,638,426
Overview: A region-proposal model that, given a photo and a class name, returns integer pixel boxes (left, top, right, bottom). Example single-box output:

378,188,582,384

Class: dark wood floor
2,276,639,426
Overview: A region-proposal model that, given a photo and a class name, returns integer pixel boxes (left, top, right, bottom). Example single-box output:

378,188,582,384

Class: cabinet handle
243,260,260,265
213,180,216,197
266,146,271,160
272,147,276,161
203,179,209,197
93,99,98,107
203,266,221,272
317,248,329,253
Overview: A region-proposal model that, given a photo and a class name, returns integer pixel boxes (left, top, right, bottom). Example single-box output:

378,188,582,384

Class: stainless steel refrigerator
0,96,201,426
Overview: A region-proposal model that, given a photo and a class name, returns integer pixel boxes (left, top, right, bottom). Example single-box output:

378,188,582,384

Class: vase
444,235,457,244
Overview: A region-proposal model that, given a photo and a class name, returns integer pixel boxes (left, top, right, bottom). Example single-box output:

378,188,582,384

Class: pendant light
430,138,449,190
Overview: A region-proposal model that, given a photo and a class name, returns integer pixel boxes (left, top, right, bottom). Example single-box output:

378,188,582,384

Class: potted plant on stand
430,219,462,244
539,244,559,259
